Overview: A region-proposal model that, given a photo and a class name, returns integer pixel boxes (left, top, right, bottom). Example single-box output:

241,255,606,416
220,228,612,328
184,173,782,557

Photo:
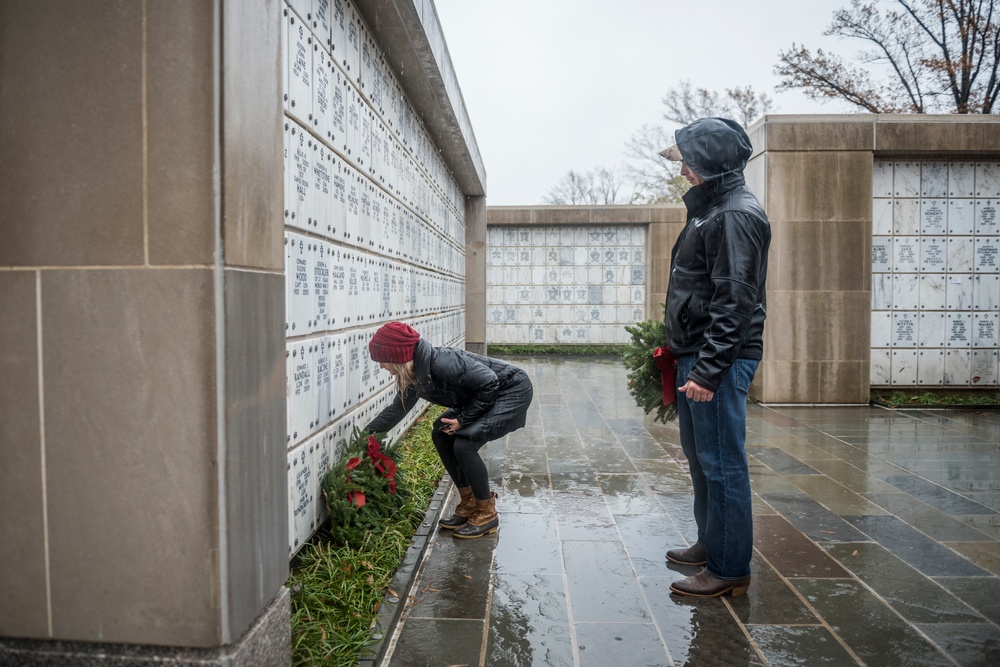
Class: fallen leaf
464,575,473,580
852,550,858,556
388,588,398,597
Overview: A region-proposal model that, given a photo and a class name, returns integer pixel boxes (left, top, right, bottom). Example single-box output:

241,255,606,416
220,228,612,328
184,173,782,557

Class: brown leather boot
670,570,751,597
453,492,499,539
666,543,707,566
438,486,475,529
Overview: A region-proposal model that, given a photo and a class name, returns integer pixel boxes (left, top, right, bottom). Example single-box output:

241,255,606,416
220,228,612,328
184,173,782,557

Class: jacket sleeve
449,354,500,427
688,211,767,391
364,385,419,434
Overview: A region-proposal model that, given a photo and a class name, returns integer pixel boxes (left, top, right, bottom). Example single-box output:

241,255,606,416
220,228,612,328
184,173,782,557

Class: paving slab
381,357,1000,667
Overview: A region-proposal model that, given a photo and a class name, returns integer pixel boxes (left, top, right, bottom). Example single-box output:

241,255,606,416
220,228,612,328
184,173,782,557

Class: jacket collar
681,170,746,215
412,337,432,372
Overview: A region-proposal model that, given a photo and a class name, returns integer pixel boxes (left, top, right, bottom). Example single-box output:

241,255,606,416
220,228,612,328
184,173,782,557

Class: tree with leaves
776,0,1000,114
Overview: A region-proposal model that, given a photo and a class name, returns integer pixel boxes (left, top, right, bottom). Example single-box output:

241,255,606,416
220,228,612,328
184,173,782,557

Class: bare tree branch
545,82,772,205
777,0,1000,114
660,80,773,127
543,166,632,205
776,45,897,111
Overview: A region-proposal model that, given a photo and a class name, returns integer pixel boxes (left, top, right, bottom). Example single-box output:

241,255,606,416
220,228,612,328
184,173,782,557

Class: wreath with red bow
322,430,406,549
622,319,678,423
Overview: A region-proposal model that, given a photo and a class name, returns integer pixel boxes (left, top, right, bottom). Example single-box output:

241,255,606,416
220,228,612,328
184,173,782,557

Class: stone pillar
748,117,877,404
465,195,488,355
0,1,290,664
646,207,687,322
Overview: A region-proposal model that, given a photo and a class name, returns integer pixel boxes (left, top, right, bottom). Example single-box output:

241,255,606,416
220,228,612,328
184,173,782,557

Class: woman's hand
440,417,461,435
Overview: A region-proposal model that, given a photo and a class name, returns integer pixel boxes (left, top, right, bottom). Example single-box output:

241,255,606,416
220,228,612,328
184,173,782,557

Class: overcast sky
433,0,861,205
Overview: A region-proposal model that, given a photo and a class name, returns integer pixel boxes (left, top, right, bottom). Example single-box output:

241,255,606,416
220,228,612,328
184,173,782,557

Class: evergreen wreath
322,429,407,549
621,318,678,423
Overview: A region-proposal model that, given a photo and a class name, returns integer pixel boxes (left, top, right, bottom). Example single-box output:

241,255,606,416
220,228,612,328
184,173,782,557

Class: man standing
660,117,770,597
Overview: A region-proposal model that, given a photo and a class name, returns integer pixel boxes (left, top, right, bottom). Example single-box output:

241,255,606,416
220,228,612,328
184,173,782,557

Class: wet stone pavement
382,357,1000,667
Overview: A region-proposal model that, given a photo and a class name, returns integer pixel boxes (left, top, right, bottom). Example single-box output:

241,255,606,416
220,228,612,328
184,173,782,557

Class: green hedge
488,343,627,356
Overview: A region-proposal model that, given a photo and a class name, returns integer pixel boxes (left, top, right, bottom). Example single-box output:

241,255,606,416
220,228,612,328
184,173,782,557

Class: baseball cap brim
659,144,682,161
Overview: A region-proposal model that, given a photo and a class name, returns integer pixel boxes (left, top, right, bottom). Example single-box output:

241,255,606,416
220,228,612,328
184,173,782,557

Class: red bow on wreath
366,435,398,494
652,346,677,406
344,435,399,507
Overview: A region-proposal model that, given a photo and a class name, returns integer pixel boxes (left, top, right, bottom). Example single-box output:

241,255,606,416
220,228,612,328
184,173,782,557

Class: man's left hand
679,380,714,403
441,417,461,435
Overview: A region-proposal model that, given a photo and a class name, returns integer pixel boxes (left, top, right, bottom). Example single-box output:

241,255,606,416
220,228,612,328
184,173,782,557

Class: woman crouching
364,321,534,539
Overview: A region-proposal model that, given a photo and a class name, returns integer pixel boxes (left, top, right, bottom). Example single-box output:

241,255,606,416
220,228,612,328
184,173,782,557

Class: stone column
0,1,290,664
646,207,687,322
465,195,488,354
748,117,876,404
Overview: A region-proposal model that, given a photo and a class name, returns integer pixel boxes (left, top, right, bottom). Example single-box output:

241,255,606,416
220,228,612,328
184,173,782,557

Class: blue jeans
675,355,758,580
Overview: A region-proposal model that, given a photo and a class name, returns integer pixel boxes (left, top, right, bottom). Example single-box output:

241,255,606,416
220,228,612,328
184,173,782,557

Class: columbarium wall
0,0,288,660
281,0,470,555
0,0,484,664
750,114,1000,403
869,159,999,388
485,206,686,346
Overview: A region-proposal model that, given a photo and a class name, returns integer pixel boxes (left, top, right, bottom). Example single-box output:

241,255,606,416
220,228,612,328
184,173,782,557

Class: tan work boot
438,486,475,529
452,492,499,539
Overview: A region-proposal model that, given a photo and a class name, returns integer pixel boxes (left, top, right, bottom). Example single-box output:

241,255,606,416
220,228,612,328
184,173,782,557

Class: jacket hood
675,117,752,182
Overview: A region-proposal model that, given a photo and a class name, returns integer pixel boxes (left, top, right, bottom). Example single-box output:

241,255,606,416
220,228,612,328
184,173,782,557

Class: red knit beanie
369,321,420,364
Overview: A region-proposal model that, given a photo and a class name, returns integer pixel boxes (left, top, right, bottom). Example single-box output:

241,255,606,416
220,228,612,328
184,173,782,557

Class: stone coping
358,475,451,667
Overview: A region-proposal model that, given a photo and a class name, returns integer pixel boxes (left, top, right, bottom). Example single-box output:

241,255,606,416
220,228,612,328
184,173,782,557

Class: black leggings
431,418,490,500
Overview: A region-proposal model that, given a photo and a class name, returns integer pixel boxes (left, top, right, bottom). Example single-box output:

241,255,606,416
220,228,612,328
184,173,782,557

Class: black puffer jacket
365,339,532,442
664,117,770,392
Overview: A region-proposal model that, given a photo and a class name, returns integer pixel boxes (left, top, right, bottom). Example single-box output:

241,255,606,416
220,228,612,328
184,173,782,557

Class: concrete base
358,474,452,667
0,588,291,667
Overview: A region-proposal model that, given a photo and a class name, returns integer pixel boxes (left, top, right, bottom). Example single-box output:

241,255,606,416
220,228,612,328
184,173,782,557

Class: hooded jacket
365,339,532,442
664,117,770,392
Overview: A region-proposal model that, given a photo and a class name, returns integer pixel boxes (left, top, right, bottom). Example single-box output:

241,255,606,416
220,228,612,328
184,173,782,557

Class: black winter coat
664,118,770,392
365,339,532,443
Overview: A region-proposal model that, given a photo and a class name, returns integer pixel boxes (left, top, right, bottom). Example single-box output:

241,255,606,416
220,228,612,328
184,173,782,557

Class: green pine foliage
622,319,678,423
321,429,407,550
291,408,446,667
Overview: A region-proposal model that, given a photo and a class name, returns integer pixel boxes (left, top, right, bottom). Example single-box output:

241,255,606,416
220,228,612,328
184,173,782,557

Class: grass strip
289,406,446,667
872,389,1000,408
